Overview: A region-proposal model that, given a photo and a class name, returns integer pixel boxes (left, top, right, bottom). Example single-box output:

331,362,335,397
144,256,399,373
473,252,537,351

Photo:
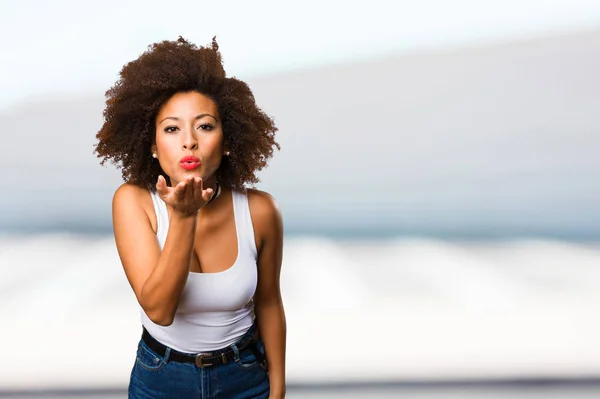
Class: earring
224,151,230,156
152,153,157,158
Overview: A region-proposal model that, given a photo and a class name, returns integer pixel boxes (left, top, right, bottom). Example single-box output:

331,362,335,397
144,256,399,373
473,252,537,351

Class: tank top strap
231,189,258,259
149,189,169,249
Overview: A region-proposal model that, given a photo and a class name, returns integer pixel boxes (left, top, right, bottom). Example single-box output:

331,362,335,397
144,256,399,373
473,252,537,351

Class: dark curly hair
94,36,279,191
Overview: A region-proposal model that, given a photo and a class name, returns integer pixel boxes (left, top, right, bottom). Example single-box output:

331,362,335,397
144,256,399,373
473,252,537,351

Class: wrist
269,383,286,398
171,209,198,221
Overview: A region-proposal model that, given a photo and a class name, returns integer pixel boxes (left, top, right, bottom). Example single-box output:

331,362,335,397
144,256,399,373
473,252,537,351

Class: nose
182,130,198,150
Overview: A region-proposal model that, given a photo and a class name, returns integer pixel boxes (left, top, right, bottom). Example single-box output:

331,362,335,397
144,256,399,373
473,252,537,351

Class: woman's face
153,91,225,188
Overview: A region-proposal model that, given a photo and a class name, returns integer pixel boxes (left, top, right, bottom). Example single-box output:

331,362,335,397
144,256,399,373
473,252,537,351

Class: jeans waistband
141,321,258,364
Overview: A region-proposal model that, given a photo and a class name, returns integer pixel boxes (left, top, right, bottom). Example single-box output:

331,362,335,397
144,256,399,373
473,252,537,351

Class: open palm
156,175,215,216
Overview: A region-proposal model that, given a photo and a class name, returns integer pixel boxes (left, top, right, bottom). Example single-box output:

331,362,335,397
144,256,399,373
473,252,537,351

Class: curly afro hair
94,36,279,192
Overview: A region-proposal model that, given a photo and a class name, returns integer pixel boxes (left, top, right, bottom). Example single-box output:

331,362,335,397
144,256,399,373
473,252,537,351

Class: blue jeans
128,323,270,398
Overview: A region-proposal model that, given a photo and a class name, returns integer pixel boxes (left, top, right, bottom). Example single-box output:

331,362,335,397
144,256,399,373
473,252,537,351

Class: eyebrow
159,114,218,124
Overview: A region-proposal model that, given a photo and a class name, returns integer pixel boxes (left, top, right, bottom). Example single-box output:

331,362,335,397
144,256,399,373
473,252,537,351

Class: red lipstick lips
179,156,201,170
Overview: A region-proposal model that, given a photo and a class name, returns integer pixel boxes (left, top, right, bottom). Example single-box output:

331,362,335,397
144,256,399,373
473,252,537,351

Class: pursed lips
180,155,201,170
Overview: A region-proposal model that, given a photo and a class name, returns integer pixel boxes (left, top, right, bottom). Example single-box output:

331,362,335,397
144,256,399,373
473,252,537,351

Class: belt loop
163,347,171,364
230,343,241,361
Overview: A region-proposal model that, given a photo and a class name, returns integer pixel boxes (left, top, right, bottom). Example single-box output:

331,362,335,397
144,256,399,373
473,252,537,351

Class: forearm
256,300,287,397
141,213,196,325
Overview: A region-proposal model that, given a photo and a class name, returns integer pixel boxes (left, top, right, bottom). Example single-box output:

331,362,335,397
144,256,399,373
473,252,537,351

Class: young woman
95,37,286,398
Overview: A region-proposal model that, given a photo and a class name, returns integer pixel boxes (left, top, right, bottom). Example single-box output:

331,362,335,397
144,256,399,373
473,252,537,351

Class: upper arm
112,183,161,306
248,190,284,305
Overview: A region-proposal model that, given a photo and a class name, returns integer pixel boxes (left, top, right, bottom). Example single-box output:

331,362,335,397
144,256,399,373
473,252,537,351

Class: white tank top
141,189,258,353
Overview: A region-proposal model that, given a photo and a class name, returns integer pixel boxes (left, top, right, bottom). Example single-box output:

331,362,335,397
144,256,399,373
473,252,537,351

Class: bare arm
112,176,213,326
250,190,287,398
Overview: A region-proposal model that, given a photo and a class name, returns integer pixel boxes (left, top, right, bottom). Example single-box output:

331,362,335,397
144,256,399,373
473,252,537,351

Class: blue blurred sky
1,1,600,237
3,0,600,109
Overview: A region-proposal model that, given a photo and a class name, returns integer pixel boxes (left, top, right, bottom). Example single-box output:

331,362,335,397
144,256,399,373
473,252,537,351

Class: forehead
157,91,219,117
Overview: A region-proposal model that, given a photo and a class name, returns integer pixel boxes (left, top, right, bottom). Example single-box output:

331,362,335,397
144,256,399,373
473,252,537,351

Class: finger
193,177,203,203
202,186,214,202
174,180,187,202
156,175,167,195
183,176,195,200
157,175,173,201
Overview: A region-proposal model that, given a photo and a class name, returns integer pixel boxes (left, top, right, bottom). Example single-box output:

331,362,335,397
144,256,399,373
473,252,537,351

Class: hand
156,175,215,217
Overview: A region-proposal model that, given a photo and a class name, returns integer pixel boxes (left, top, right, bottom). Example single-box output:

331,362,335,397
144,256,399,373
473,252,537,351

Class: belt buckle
195,353,214,368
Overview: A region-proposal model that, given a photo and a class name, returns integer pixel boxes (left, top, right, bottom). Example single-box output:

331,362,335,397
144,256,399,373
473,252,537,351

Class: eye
198,124,214,131
164,126,178,133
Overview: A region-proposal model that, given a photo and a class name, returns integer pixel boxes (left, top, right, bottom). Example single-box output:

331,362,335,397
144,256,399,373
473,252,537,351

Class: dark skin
112,91,286,398
95,37,280,194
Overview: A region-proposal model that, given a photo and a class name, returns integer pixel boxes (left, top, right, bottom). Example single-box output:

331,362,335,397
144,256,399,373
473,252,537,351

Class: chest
178,249,259,313
189,211,239,273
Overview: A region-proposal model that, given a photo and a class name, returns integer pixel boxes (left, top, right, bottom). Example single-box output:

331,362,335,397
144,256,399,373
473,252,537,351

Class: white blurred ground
1,234,600,390
2,385,600,399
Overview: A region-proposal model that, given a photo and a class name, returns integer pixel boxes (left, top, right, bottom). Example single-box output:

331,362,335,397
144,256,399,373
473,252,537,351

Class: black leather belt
141,326,259,368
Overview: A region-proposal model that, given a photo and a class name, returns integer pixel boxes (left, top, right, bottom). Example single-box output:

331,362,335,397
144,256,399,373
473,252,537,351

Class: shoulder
112,183,155,229
113,182,151,207
246,188,282,222
246,189,283,243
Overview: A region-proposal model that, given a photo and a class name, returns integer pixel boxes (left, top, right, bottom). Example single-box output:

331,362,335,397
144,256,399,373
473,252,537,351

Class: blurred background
1,0,600,398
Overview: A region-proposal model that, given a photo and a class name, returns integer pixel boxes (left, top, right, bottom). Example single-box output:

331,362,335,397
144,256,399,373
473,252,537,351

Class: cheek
154,135,179,172
203,134,224,156
155,134,177,155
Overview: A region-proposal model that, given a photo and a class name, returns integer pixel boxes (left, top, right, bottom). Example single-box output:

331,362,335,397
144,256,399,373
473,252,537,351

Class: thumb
156,175,168,196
